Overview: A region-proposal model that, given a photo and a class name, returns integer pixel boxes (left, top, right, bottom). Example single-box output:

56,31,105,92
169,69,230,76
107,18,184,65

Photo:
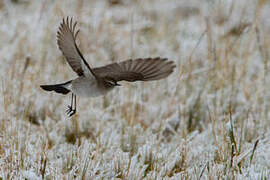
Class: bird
40,17,176,117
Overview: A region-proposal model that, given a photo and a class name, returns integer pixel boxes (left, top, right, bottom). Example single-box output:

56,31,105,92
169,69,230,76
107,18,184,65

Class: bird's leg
68,95,76,117
66,93,74,115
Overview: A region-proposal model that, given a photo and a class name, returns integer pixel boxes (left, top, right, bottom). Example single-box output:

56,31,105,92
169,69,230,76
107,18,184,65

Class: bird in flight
40,17,176,117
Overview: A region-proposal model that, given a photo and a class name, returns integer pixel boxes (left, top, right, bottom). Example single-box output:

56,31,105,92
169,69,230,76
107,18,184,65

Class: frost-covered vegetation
1,0,270,179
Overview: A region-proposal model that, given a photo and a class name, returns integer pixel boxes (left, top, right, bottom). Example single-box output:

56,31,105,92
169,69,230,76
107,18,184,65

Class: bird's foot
66,106,76,117
66,105,72,114
68,109,76,117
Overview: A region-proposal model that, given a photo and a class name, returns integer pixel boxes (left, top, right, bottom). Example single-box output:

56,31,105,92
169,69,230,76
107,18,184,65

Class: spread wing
57,17,95,77
92,57,176,82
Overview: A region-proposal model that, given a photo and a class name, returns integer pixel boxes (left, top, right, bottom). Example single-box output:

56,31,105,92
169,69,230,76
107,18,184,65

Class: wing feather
93,57,175,82
57,17,95,77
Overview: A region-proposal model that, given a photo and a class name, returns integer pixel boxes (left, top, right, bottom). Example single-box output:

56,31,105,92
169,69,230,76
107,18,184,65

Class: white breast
71,76,112,97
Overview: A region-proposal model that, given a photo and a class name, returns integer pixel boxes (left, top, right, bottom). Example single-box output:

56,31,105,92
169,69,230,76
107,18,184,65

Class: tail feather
40,80,71,95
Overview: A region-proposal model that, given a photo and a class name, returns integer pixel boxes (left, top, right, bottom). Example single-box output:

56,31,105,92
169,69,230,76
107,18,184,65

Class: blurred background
1,0,270,179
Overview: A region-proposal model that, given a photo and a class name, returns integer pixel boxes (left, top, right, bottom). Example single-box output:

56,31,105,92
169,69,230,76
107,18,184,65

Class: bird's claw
66,105,76,116
68,110,76,117
66,105,72,114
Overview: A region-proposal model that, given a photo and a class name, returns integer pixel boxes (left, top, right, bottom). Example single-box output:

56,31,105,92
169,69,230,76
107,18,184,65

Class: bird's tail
40,80,71,95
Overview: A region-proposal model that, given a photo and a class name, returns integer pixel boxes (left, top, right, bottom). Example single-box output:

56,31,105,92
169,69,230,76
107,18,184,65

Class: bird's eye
105,79,116,86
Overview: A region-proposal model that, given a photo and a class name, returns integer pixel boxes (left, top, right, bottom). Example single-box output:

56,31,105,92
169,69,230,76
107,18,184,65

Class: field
1,0,270,179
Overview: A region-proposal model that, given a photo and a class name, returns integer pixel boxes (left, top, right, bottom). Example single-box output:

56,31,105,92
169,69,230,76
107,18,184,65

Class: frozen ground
1,0,270,179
